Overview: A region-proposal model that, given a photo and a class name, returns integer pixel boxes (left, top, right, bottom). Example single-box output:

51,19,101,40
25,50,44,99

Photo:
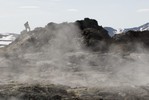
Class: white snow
123,23,149,32
0,41,12,45
0,35,15,41
0,34,17,48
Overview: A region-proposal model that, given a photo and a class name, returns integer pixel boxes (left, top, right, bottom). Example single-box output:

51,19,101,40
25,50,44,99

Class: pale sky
0,0,149,33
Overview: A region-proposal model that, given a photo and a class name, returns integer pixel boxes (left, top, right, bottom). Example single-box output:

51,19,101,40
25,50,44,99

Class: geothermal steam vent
0,18,149,99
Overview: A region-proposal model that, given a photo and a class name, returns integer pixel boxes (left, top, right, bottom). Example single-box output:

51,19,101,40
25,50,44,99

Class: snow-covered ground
0,33,18,48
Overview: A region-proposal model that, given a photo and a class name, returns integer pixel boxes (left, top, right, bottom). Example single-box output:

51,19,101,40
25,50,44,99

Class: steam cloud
0,23,149,88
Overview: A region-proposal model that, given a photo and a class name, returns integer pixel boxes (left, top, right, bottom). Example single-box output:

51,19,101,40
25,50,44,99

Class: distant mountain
123,23,149,32
0,33,19,48
104,27,117,37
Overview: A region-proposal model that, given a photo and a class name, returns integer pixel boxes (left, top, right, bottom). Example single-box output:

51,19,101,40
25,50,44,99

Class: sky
0,0,149,33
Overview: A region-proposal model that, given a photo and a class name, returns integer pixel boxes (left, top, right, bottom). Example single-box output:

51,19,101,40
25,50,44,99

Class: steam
0,23,149,88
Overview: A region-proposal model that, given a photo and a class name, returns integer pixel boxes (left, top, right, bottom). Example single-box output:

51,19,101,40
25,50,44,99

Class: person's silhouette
24,21,31,32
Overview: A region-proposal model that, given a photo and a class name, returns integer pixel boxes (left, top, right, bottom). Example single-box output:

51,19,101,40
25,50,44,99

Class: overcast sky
0,0,149,33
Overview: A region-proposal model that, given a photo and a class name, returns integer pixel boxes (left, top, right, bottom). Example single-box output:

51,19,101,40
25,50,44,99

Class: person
24,21,31,32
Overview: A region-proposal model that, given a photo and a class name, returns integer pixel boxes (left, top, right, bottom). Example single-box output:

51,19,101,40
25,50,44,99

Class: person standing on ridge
24,21,31,32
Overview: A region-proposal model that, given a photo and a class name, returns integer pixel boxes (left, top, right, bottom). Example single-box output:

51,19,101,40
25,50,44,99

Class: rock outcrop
4,18,149,53
112,30,149,52
76,18,110,42
5,18,111,53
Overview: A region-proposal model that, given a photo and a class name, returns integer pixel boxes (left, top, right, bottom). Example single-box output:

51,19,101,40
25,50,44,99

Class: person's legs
25,27,27,31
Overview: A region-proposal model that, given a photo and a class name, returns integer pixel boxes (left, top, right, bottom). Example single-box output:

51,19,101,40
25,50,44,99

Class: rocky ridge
0,18,149,100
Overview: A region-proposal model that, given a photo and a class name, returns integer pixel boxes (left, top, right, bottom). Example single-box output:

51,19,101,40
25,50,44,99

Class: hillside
0,18,149,99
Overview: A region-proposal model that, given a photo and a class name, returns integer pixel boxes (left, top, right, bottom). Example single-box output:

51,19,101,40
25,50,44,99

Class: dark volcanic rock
113,30,149,44
0,84,77,100
0,84,149,100
76,18,111,51
76,18,111,40
112,30,149,52
76,18,99,30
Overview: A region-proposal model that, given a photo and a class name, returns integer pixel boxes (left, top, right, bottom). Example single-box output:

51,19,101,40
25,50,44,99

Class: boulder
76,18,111,50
